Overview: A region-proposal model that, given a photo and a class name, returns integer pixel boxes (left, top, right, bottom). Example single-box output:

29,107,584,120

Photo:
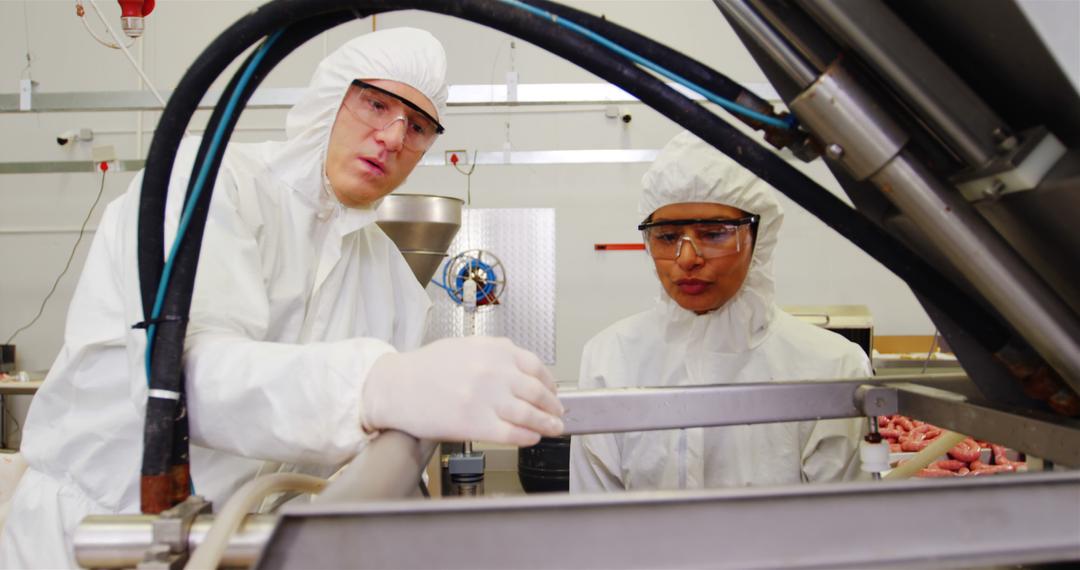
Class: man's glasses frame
343,79,445,151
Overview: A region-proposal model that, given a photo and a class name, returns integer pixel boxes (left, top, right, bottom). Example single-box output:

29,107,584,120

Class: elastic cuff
360,420,382,442
354,341,399,443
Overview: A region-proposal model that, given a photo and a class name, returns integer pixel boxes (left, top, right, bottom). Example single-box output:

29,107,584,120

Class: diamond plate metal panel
425,209,556,364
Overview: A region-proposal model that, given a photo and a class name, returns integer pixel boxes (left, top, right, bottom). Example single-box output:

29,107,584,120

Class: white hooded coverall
0,28,447,568
570,131,871,492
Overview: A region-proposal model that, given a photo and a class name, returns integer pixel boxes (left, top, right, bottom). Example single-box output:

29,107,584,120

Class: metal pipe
871,152,1080,392
78,472,1080,569
559,374,964,435
713,0,818,88
74,514,275,569
896,384,1080,467
789,63,908,179
558,373,1080,464
77,432,436,567
748,0,839,73
789,59,1080,393
259,472,1080,569
796,0,1006,168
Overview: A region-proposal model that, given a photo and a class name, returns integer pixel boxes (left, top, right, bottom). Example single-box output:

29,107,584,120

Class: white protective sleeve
569,340,626,492
126,162,394,468
569,430,625,492
800,349,874,483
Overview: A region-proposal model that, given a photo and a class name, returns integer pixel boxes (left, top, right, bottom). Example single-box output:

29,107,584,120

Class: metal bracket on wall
0,160,146,175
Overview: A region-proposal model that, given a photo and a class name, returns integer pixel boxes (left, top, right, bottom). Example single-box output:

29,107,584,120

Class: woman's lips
676,279,710,295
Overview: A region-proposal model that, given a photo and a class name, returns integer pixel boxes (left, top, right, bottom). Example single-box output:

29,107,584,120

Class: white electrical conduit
0,227,100,235
185,473,327,570
316,431,436,503
137,37,144,160
184,431,431,569
884,430,967,480
34,127,286,136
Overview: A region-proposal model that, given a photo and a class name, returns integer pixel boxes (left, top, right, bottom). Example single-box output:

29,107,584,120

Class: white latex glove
361,337,565,446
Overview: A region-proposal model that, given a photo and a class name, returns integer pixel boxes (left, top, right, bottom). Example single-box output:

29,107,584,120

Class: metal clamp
137,495,212,570
447,452,486,497
854,385,898,417
952,127,1066,201
789,59,909,180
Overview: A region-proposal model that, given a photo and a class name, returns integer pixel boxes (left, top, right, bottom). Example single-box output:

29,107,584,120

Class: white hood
268,27,448,207
640,130,785,352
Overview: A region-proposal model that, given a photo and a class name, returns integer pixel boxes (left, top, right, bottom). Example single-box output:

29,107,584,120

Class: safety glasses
638,215,759,260
342,79,445,152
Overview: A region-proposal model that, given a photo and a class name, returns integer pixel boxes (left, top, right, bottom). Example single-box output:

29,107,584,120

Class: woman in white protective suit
1,28,563,568
570,131,870,492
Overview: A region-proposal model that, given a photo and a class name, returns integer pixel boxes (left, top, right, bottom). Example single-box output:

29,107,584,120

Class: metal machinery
379,196,490,497
73,0,1080,568
438,248,508,497
375,194,465,285
376,196,489,496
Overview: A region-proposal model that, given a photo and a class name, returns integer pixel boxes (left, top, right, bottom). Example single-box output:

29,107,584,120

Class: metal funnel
376,194,464,284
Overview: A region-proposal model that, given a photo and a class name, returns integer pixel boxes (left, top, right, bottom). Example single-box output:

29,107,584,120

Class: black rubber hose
140,39,280,511
140,41,272,494
140,11,358,511
522,0,766,107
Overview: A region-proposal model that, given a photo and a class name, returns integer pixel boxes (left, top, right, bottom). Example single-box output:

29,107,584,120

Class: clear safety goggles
637,215,759,260
342,79,445,152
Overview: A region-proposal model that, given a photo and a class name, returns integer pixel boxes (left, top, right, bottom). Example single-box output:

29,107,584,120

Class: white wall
0,0,937,393
1019,0,1080,94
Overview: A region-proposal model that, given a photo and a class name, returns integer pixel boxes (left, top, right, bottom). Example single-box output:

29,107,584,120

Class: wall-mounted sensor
604,105,631,124
56,128,94,147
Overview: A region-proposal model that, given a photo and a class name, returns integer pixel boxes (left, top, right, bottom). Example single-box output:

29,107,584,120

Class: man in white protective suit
0,28,564,568
570,131,870,492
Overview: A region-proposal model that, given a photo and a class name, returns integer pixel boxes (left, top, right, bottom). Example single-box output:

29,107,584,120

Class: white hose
315,431,436,503
185,473,327,570
884,430,967,480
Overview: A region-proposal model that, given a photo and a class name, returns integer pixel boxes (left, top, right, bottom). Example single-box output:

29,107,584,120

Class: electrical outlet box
445,150,469,166
19,79,36,111
92,144,117,163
